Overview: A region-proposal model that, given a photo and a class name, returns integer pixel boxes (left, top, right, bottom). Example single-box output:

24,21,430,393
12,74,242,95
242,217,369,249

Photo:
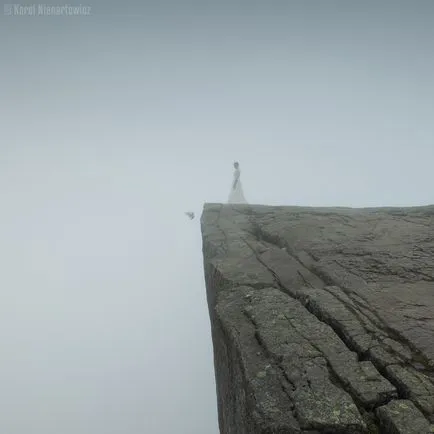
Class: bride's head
233,161,239,169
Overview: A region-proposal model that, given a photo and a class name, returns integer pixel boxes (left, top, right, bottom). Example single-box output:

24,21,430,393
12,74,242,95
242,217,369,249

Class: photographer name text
4,4,92,16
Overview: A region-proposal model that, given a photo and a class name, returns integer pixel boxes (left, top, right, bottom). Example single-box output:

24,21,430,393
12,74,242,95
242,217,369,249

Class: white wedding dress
228,168,247,204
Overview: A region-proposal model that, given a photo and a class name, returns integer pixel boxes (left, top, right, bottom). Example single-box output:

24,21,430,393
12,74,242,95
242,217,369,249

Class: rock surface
201,204,434,434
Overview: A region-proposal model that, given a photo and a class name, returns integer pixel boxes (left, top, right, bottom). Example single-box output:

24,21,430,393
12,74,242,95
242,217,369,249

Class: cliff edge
201,203,434,434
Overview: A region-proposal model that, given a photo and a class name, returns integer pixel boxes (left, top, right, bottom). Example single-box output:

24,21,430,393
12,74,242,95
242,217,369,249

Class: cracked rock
376,399,431,433
202,204,434,433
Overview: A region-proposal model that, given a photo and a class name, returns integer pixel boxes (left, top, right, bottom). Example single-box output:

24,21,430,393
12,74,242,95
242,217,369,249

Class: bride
184,161,247,219
228,161,247,204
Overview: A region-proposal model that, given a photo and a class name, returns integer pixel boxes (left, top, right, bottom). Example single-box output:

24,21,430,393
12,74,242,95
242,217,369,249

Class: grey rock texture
201,204,434,434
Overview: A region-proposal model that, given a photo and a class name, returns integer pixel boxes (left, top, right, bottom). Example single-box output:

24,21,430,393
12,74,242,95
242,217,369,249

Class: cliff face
201,204,434,434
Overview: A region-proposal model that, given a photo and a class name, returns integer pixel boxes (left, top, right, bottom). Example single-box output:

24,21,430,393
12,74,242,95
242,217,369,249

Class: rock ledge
201,204,434,434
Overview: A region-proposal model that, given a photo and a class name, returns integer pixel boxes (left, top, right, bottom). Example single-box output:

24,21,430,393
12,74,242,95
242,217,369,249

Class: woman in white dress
228,161,247,204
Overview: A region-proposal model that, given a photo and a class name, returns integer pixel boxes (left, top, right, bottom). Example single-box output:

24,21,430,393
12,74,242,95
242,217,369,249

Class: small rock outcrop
201,203,434,433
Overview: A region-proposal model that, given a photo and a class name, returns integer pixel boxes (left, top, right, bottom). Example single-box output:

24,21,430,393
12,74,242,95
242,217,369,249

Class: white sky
1,1,433,433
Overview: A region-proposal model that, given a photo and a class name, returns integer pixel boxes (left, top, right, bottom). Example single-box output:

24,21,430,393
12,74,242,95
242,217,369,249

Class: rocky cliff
201,204,434,434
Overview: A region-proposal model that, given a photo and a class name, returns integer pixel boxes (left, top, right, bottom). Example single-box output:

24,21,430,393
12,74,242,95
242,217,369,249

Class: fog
1,1,433,433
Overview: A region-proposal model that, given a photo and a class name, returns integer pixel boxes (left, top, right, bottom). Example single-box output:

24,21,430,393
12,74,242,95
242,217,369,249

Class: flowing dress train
228,168,247,204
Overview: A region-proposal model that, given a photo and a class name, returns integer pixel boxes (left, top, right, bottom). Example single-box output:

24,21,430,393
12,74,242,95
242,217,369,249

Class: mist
1,1,434,433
